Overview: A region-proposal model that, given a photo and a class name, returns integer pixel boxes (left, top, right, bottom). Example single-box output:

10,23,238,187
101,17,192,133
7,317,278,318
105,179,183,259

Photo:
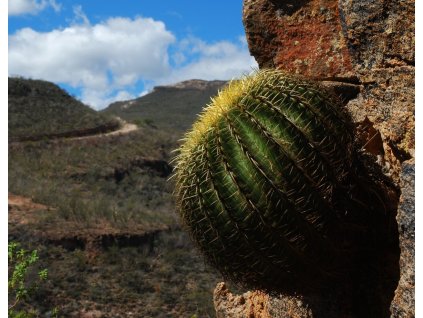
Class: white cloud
8,8,257,109
82,89,135,109
163,37,258,85
9,14,176,109
71,5,89,26
8,0,61,16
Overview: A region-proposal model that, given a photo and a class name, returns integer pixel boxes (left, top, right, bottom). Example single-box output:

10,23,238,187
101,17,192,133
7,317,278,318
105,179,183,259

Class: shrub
8,242,54,318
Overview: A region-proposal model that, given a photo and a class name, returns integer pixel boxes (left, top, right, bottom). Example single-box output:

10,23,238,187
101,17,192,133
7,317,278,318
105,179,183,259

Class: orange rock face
243,0,354,78
214,282,270,318
243,0,415,178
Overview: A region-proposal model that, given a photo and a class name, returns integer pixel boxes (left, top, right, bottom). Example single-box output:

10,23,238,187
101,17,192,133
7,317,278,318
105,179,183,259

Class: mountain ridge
8,77,120,142
103,79,228,136
154,79,228,90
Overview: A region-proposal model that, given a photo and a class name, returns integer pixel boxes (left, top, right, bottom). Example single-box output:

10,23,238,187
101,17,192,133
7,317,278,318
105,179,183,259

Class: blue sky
8,0,257,109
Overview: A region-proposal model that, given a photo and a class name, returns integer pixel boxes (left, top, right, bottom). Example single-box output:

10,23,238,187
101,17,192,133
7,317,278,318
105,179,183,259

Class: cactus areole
173,69,380,292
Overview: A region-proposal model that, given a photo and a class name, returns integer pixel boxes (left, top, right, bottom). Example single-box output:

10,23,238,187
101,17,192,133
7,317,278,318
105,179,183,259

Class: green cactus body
173,69,373,292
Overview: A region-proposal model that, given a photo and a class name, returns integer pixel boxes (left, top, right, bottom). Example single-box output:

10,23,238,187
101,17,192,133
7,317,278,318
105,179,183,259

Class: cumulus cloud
8,7,257,109
8,0,61,16
9,13,175,109
81,90,136,109
163,36,258,86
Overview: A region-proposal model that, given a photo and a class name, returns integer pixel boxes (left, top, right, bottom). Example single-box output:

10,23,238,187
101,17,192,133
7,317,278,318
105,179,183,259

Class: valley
8,77,237,317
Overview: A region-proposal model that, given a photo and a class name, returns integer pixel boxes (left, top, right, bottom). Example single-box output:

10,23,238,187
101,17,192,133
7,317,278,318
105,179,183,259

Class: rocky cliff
214,0,414,316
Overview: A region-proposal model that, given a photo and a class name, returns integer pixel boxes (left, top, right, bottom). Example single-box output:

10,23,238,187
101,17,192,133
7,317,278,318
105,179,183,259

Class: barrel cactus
173,69,388,293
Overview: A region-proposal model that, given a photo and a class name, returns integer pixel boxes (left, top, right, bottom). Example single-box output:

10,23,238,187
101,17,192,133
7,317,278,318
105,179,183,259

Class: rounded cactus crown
173,69,368,292
178,69,354,181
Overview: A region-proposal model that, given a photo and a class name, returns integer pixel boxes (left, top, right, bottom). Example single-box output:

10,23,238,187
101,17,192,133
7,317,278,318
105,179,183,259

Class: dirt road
69,118,138,141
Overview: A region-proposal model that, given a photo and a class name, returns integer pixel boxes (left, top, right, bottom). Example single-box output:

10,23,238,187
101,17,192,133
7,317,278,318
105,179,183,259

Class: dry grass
8,127,228,317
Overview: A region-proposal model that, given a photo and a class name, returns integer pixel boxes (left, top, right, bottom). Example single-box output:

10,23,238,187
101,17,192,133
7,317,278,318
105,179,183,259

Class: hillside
103,79,227,135
9,77,120,142
8,78,229,316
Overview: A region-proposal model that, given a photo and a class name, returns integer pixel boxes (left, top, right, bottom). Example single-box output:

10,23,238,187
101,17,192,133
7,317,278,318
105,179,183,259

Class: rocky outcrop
339,0,414,184
390,161,415,317
214,283,270,318
242,0,414,181
213,0,414,316
345,67,414,182
338,0,415,70
243,0,354,78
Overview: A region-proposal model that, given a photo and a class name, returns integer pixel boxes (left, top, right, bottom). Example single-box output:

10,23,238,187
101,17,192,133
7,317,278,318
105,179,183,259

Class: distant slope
9,77,120,142
102,79,227,136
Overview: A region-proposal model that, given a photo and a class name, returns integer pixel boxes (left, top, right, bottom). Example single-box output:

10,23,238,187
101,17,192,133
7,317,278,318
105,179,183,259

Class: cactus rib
173,69,386,292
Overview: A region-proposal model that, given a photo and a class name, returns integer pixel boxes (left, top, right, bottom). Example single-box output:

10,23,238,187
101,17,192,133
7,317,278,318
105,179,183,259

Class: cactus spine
173,69,384,292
